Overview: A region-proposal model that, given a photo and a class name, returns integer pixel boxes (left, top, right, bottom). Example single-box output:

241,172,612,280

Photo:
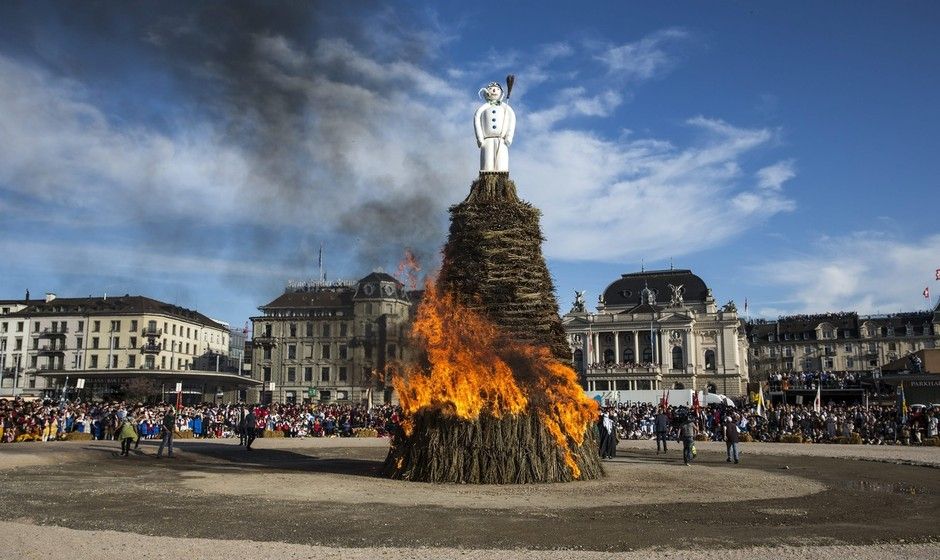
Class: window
14,338,22,351
111,320,121,332
110,355,118,368
34,322,40,332
0,322,6,333
289,323,297,337
92,320,100,332
111,337,119,349
288,344,297,359
90,355,99,368
161,356,166,368
623,348,634,363
323,323,331,337
287,367,296,382
824,358,833,368
321,344,331,359
130,320,138,331
306,322,314,337
844,344,852,352
285,391,296,404
704,349,716,370
843,330,851,338
321,367,330,381
671,346,683,368
339,366,347,381
594,380,610,390
847,358,854,368
888,342,897,351
92,337,99,349
128,355,136,368
365,303,373,315
603,349,614,364
130,337,137,349
340,323,348,337
263,367,271,381
642,347,652,363
16,321,23,332
615,380,629,390
264,324,272,337
339,344,348,359
263,347,272,360
319,390,331,401
304,367,313,382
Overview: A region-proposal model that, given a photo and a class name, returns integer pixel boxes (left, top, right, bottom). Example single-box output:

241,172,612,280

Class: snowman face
484,83,503,102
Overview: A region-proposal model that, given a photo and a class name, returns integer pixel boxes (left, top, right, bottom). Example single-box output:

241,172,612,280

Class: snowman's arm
504,106,516,146
473,106,485,147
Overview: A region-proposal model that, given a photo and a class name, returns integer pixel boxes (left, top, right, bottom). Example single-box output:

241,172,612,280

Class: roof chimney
45,293,56,303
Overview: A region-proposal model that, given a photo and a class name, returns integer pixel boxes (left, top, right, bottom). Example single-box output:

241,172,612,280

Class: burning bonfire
382,281,603,483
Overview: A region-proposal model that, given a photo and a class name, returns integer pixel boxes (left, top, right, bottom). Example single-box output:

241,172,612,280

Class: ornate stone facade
746,306,940,377
562,269,750,397
250,272,414,405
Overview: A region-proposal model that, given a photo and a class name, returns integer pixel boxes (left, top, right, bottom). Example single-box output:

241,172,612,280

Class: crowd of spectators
0,398,401,444
600,401,939,446
766,370,862,391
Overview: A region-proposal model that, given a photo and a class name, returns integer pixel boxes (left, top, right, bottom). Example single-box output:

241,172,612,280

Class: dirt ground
0,437,937,558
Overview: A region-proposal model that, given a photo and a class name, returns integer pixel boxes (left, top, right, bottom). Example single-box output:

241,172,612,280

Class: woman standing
117,413,139,457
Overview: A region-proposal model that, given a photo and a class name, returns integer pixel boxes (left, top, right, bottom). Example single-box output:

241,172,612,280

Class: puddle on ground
839,479,927,496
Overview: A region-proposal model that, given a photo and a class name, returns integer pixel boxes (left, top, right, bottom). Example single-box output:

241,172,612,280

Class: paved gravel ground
0,438,937,558
3,521,939,560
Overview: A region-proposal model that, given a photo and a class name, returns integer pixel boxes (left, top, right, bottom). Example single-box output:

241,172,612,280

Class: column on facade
593,332,600,364
663,329,673,371
613,330,620,365
633,331,639,364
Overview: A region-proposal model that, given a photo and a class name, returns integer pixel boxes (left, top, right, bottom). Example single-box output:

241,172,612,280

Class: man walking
679,412,697,466
654,407,670,454
724,413,740,464
157,407,176,459
244,408,257,451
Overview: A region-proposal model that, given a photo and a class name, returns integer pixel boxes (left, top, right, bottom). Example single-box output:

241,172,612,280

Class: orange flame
395,248,422,290
391,281,598,478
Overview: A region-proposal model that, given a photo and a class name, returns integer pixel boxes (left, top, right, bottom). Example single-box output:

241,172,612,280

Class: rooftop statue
474,76,517,173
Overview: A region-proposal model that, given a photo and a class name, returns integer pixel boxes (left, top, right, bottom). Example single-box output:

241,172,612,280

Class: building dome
601,269,709,307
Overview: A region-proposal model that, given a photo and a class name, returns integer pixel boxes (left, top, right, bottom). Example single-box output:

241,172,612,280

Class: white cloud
0,29,795,279
748,233,940,314
596,28,688,81
757,160,796,190
516,117,795,261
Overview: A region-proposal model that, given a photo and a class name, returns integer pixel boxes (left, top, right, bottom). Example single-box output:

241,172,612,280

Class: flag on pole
813,383,821,413
692,390,701,414
756,384,765,417
744,298,748,314
936,268,940,281
924,286,930,300
897,382,908,424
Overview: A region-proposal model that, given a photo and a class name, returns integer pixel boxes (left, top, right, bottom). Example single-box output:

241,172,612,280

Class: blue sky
1,1,938,328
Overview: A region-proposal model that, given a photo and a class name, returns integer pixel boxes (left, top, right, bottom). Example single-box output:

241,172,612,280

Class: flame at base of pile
383,411,603,484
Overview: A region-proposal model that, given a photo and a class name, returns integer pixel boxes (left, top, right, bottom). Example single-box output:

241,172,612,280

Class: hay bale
439,173,570,360
383,410,602,484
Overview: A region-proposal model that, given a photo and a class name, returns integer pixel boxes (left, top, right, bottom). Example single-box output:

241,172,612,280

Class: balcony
252,335,277,347
37,346,65,355
141,327,163,338
38,326,68,337
140,343,162,355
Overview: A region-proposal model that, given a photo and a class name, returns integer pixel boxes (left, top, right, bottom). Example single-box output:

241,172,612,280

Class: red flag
925,286,931,300
692,391,701,414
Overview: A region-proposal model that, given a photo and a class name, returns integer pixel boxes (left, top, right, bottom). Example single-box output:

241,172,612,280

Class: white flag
756,384,765,417
813,384,821,414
